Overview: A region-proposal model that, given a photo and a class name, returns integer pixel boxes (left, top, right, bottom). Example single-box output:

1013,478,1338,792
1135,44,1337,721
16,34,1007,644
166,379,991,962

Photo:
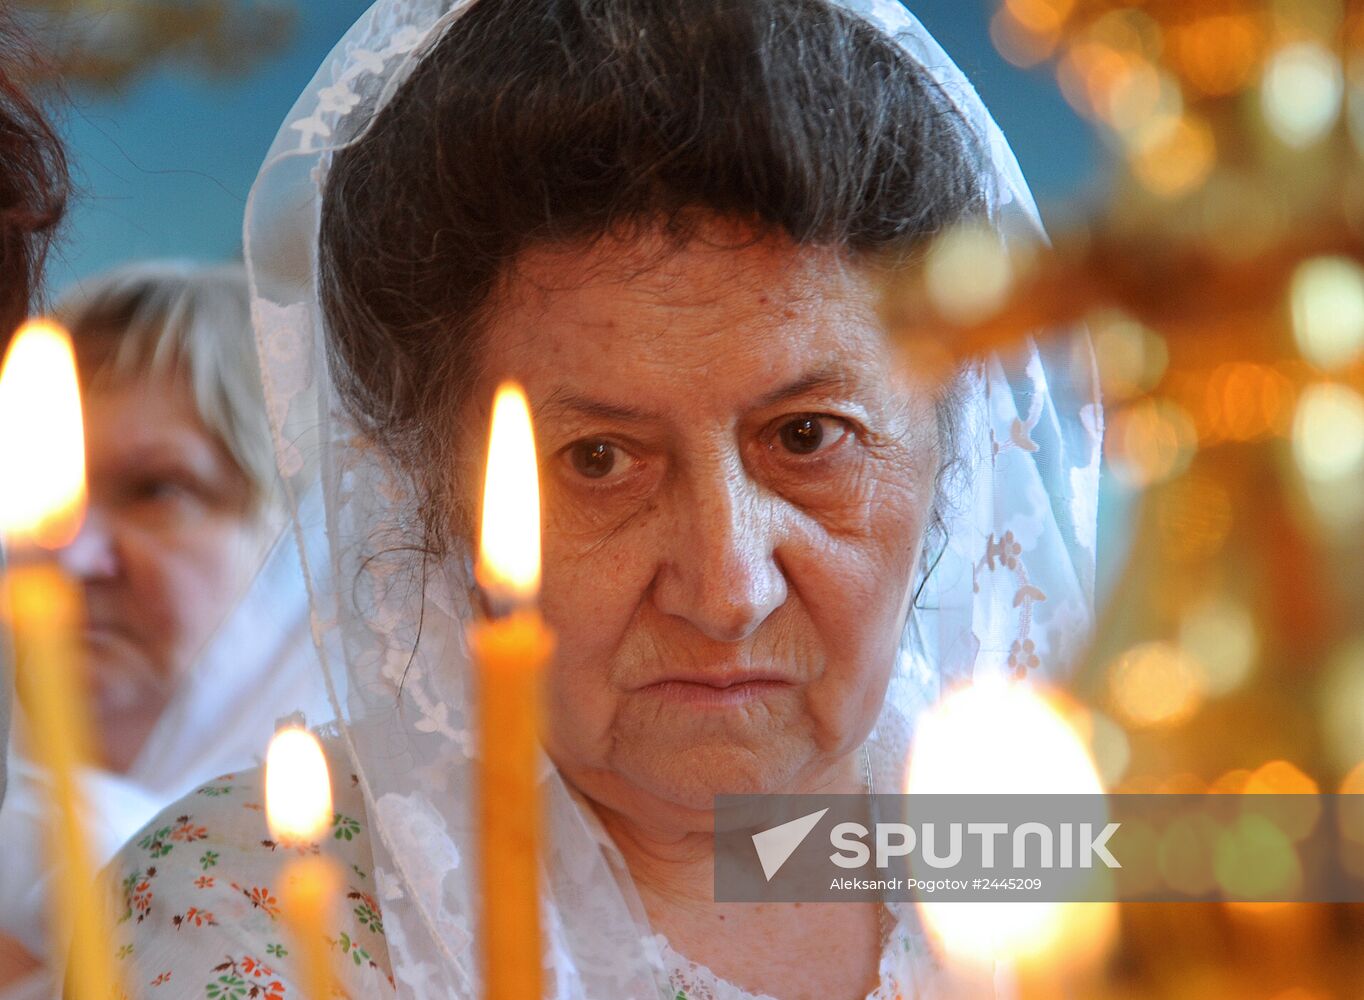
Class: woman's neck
581,748,886,1000
597,806,717,908
586,746,868,908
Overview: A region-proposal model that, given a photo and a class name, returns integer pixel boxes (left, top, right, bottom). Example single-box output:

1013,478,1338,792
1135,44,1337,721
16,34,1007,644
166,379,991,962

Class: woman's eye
566,439,628,480
775,415,849,456
133,478,190,504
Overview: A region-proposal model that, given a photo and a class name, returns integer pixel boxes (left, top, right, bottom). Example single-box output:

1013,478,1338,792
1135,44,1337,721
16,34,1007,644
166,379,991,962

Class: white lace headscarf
245,1,1103,996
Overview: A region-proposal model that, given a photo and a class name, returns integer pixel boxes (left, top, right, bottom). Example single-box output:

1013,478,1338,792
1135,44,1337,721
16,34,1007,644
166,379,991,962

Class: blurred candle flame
1291,256,1364,370
1293,382,1364,482
907,677,1107,796
906,679,1114,972
1108,640,1205,729
1262,41,1343,148
924,223,1015,326
476,382,542,604
265,728,333,843
0,320,87,548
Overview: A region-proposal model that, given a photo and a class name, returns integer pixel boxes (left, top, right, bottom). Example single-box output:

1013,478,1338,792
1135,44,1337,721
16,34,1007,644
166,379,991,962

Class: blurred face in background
59,372,270,773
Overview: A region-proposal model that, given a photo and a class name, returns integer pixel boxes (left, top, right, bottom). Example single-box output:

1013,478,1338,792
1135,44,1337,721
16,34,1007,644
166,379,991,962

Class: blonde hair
57,261,278,512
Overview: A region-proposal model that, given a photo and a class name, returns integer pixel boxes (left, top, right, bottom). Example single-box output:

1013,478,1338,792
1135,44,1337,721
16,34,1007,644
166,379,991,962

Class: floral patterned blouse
105,762,393,999
105,752,927,1000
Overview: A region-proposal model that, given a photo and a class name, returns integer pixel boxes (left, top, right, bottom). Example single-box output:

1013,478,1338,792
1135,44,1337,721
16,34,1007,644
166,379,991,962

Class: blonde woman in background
0,263,333,998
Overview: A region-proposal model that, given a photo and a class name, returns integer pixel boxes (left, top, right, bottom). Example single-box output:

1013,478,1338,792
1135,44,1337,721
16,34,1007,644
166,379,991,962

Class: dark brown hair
320,0,984,553
0,14,67,341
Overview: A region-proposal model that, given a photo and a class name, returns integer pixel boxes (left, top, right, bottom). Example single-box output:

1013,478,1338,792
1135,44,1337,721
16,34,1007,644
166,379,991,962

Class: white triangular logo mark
752,808,828,882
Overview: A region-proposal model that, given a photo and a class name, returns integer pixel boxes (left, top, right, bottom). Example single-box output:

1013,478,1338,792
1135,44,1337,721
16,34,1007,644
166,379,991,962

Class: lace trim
656,906,917,1000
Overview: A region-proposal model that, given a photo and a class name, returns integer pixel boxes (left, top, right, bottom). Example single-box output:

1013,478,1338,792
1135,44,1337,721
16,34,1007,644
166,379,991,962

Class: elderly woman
106,1,1101,997
0,9,68,811
0,264,333,998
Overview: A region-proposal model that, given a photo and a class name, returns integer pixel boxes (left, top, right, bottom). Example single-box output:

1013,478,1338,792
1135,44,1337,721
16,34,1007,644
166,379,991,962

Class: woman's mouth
637,676,795,707
82,622,126,646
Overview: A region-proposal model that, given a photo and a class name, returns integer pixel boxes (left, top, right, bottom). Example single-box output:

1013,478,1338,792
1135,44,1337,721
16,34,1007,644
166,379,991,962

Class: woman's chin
615,738,811,812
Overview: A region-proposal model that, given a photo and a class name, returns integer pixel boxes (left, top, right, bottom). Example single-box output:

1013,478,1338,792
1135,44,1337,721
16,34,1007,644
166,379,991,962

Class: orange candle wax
471,610,553,1000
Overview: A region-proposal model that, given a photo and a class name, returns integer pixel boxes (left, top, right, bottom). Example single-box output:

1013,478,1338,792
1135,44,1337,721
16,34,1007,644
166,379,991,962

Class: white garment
0,524,335,992
240,0,1104,996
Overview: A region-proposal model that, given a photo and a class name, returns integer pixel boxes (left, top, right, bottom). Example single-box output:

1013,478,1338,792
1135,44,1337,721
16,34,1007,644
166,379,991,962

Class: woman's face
59,372,268,772
473,223,941,818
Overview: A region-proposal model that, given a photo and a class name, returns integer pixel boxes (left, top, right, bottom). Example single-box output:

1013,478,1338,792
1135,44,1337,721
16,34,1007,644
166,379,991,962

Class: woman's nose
652,467,787,642
57,508,120,581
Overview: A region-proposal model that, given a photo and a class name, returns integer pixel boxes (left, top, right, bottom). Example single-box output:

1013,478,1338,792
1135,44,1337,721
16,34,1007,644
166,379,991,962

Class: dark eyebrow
538,388,663,423
751,366,864,410
537,365,865,424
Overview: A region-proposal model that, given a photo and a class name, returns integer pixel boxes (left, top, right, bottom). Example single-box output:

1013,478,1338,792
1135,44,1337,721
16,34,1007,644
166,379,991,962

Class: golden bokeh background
889,2,1364,995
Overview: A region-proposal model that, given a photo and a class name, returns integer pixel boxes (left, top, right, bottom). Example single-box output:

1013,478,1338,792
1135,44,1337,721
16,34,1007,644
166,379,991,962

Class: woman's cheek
801,546,904,750
795,448,931,716
540,577,616,766
768,428,933,545
540,526,647,678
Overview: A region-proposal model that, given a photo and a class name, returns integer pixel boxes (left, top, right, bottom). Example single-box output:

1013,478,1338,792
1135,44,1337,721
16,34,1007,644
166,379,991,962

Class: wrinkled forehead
495,223,868,321
475,224,912,421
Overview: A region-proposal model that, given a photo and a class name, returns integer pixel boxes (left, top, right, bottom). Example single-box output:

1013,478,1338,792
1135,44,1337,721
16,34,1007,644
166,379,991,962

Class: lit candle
265,726,342,999
904,680,1117,997
0,320,119,1000
473,383,554,1000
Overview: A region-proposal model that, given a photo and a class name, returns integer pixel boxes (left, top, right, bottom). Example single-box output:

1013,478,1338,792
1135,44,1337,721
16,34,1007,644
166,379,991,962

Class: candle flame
906,680,1115,970
265,728,333,843
0,320,87,548
476,382,542,603
905,678,1105,797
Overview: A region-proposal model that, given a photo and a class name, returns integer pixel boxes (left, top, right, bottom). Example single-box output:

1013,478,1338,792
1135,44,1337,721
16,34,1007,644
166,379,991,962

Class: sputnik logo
751,808,829,881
